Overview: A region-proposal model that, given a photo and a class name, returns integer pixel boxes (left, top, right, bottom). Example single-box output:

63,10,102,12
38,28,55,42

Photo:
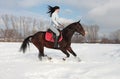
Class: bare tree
1,14,10,41
32,18,37,34
85,24,99,43
101,34,112,43
110,29,120,43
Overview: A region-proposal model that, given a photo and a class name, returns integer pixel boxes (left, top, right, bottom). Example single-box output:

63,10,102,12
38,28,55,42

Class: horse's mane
63,22,76,31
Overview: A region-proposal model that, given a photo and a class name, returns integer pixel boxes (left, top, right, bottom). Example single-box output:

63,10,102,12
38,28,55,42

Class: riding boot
54,36,59,48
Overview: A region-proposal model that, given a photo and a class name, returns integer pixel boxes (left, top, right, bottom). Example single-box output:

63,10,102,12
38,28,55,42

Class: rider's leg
49,26,60,48
49,26,60,36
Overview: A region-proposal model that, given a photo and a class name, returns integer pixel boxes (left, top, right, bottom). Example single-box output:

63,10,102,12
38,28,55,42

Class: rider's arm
51,13,59,26
55,13,64,28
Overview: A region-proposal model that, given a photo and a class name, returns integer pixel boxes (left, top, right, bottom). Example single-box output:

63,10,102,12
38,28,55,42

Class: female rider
47,5,64,48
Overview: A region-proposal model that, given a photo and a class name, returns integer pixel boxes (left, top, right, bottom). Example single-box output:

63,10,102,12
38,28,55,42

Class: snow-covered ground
0,42,120,79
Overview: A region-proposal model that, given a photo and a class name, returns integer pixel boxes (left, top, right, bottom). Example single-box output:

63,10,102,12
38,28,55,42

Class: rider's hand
59,24,64,28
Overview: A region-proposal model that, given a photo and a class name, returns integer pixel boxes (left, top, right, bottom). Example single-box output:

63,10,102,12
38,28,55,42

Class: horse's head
74,20,85,36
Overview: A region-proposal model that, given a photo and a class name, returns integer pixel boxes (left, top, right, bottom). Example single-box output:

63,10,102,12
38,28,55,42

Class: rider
47,5,63,48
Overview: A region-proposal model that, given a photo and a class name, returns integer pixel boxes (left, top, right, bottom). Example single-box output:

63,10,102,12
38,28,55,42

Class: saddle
45,29,63,42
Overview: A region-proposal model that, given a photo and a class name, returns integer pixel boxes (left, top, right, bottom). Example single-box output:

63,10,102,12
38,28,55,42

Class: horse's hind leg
38,47,52,61
38,47,44,60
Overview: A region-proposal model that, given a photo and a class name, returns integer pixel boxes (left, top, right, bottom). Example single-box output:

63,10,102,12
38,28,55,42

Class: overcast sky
0,0,120,34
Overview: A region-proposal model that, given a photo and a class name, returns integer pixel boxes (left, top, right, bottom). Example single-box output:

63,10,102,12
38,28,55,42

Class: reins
62,26,75,33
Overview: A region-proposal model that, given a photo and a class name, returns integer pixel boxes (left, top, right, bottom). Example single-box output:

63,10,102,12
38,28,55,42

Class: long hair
47,5,60,17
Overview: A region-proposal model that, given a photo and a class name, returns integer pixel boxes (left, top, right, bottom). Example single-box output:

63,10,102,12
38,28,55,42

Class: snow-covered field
0,42,120,79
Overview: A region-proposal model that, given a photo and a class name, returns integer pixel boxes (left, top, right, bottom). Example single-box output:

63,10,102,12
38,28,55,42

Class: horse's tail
20,35,33,53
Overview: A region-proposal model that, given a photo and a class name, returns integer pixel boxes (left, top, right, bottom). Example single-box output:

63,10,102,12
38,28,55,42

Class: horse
20,20,85,61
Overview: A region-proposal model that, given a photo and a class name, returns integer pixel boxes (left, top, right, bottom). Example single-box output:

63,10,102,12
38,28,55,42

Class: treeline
0,14,120,44
0,14,48,42
72,25,120,44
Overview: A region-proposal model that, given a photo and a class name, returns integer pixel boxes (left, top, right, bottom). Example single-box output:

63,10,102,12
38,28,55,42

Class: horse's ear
78,20,81,23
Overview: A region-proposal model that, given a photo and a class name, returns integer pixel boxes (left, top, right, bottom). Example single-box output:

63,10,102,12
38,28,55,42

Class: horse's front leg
61,49,70,61
67,47,81,62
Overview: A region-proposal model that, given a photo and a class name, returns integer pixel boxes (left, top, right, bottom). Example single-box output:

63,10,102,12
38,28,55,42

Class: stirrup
54,35,60,48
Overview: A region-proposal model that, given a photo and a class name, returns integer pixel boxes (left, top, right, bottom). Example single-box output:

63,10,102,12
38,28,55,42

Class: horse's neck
62,25,75,41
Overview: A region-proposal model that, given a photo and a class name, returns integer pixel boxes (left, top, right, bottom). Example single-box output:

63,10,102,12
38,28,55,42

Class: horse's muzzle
81,32,85,36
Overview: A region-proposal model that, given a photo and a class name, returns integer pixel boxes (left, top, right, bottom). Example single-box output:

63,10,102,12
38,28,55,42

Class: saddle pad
45,32,63,42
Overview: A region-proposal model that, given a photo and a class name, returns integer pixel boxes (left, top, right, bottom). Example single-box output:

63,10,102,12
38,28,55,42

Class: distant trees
100,35,112,43
110,29,120,43
0,14,47,42
98,29,120,44
100,29,120,44
85,24,99,43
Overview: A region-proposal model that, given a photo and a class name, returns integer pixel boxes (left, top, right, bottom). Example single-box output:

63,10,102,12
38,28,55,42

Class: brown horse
20,20,85,61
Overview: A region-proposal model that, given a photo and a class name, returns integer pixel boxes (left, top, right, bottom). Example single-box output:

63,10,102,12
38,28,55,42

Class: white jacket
51,12,61,27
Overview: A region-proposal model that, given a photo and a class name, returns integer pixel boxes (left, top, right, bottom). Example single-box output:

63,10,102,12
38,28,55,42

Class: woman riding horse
20,6,85,61
47,5,64,48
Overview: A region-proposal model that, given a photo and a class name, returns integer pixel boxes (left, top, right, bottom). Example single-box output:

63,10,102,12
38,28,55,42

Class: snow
0,42,120,79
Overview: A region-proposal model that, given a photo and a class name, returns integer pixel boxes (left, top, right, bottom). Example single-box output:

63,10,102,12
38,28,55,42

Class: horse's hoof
78,59,81,62
63,58,66,61
76,57,81,62
39,57,42,61
48,57,52,60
